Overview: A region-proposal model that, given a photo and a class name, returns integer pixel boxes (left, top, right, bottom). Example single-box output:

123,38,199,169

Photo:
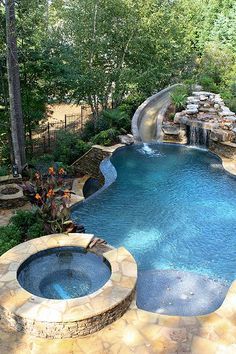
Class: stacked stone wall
71,147,111,185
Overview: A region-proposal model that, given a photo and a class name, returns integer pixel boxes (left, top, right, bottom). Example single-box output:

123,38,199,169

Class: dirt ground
47,103,92,124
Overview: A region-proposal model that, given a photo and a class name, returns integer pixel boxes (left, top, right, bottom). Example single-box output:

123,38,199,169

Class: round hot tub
17,247,111,300
0,233,137,338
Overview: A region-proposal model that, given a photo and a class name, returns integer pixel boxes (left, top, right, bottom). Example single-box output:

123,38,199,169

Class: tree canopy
0,0,235,166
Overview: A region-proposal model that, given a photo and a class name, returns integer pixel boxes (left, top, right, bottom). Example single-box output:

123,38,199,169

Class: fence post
65,114,67,130
81,106,84,131
47,122,50,149
43,135,46,153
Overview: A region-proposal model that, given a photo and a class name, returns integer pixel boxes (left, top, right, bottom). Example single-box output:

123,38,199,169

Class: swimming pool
72,143,236,313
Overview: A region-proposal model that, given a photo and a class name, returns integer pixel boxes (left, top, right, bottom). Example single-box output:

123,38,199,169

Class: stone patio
1,293,236,353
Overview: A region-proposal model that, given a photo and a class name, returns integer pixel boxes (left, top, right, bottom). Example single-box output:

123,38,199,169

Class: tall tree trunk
5,0,26,173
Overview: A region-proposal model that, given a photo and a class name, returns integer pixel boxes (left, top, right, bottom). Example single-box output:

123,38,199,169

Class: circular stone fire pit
0,183,26,208
0,233,137,338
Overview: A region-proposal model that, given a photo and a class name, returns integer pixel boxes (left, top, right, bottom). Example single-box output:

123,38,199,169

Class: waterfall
142,143,155,155
188,124,209,148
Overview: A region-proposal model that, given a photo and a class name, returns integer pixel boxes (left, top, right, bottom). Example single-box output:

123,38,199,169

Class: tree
5,0,26,172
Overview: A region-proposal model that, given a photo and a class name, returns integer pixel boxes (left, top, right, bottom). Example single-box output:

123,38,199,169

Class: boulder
186,104,199,114
162,124,180,135
174,112,182,124
219,109,235,117
210,129,233,142
199,95,208,101
187,97,200,104
118,134,134,145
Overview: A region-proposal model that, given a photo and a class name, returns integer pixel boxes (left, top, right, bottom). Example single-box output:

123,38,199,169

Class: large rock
187,97,200,104
118,134,134,145
210,129,233,143
219,108,235,117
186,104,199,114
162,124,180,135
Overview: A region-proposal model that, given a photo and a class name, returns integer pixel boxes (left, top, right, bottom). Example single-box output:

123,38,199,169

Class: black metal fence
27,106,91,156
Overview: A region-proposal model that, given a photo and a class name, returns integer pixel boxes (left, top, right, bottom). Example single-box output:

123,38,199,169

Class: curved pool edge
0,233,137,338
70,144,125,210
71,142,236,213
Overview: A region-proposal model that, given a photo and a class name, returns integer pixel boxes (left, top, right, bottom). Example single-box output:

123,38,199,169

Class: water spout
140,143,156,156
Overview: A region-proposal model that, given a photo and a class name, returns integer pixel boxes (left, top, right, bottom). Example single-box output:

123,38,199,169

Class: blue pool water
17,247,111,299
72,144,236,285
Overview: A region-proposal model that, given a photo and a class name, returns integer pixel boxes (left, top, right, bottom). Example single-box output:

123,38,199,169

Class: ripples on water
72,143,236,285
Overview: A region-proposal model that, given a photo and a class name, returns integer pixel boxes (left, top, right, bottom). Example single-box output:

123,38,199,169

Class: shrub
0,225,21,256
81,119,96,141
53,130,91,165
98,108,131,132
227,97,236,113
92,128,119,146
82,106,132,142
26,222,45,239
199,75,219,93
0,165,9,176
170,86,188,112
28,154,55,176
10,210,44,240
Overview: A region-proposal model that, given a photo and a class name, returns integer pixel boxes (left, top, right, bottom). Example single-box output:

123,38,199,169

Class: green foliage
0,165,9,176
26,221,45,239
227,98,236,114
170,86,188,112
0,225,22,256
82,105,132,144
96,108,131,133
10,210,44,240
81,119,97,142
1,0,236,168
53,131,91,165
199,76,219,93
92,128,119,146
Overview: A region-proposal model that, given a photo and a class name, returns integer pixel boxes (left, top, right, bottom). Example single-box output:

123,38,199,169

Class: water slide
132,84,181,143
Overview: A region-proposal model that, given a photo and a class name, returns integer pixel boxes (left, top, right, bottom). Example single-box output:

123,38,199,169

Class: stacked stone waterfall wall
163,91,236,158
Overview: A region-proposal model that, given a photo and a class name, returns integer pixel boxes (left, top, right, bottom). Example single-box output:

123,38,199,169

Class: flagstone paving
1,299,236,354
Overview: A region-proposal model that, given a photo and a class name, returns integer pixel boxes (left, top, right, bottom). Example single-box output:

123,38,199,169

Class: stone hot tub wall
0,233,137,339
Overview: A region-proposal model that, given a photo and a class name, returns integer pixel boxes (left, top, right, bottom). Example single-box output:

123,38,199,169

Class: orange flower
63,190,71,199
48,167,55,175
35,193,41,200
46,189,55,198
58,168,65,175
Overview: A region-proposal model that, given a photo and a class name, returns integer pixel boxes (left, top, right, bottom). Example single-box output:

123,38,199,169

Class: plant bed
0,184,26,208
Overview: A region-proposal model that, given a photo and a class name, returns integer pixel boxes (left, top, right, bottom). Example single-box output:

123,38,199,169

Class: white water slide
132,84,181,143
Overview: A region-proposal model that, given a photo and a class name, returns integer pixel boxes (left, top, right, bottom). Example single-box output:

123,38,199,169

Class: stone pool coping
0,233,137,338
